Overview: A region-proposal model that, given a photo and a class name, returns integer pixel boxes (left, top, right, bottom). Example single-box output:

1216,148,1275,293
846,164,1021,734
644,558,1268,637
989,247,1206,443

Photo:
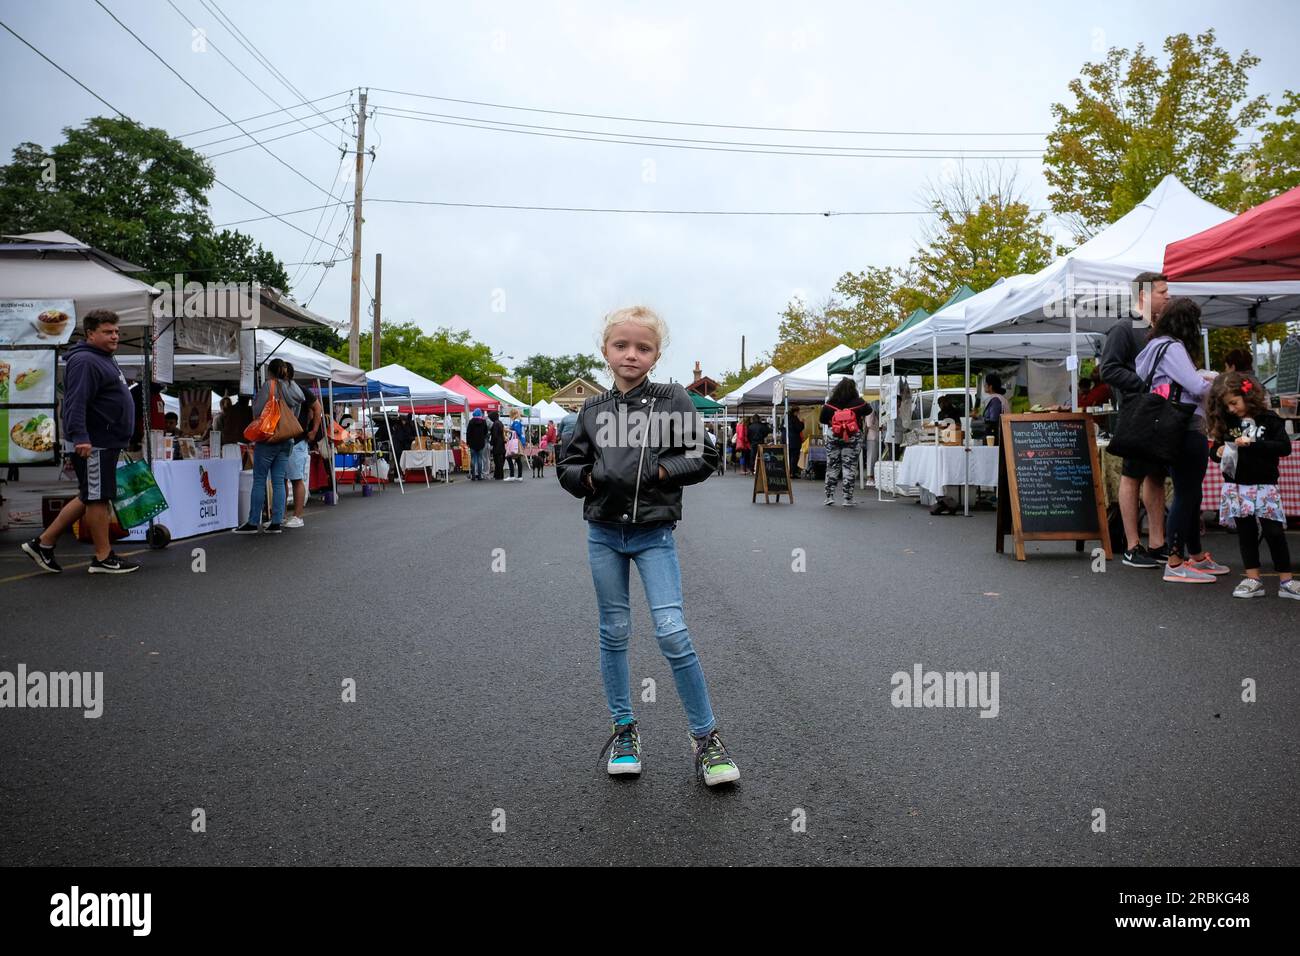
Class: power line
370,85,1049,138
0,16,334,246
373,103,1043,155
191,106,351,150
93,0,339,201
199,0,343,140
203,115,350,157
219,198,1057,220
217,202,348,226
164,0,347,146
177,90,351,137
289,96,356,288
372,109,1043,160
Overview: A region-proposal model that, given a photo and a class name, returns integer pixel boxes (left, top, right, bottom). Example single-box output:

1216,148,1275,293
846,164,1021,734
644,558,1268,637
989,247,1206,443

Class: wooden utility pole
372,253,382,369
741,335,746,372
348,90,368,367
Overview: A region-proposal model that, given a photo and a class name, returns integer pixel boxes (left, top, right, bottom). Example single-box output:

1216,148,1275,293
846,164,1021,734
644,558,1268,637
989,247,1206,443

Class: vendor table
895,445,999,501
400,449,452,476
123,458,241,542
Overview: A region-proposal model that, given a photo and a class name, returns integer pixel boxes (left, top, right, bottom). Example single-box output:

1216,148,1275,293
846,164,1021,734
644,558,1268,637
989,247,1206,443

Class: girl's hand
1214,446,1224,459
1235,436,1252,446
658,465,667,480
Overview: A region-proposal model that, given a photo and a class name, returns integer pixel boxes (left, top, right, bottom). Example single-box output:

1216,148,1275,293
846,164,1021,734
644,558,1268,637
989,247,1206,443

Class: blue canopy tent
326,378,416,493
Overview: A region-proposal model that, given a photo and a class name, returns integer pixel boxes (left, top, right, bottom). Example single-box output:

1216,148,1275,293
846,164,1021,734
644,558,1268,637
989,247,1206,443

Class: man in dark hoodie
22,309,139,574
465,409,489,480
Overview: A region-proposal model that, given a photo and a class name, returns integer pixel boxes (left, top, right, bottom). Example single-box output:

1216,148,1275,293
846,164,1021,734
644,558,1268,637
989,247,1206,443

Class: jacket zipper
632,396,656,522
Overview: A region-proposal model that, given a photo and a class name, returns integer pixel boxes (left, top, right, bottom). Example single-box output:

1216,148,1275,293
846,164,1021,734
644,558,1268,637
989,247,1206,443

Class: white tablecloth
895,445,999,497
400,449,451,473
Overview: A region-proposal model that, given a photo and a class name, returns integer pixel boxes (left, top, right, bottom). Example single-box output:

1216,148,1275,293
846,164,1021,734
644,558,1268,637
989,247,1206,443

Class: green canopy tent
827,306,931,376
689,392,724,413
688,391,728,472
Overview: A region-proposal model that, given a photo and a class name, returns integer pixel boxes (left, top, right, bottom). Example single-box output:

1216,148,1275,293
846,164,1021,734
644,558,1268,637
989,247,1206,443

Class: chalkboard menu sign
1276,335,1300,397
996,414,1110,561
752,444,793,503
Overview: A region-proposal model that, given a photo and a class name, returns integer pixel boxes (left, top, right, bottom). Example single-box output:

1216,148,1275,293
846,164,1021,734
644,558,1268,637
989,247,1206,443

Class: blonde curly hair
600,305,670,353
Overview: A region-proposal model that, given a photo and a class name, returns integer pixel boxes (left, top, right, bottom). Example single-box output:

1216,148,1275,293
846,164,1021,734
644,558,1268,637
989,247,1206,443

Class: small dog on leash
531,452,546,478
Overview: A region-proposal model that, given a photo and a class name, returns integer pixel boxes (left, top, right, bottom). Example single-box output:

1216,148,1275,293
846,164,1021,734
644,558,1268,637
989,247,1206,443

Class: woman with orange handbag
233,358,304,535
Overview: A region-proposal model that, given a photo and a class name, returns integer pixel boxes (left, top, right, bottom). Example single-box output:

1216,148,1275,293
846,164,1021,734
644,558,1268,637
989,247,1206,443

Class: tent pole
1202,328,1211,369
1070,311,1079,412
932,330,939,447
328,379,337,506
964,333,971,517
443,400,449,484
381,391,404,494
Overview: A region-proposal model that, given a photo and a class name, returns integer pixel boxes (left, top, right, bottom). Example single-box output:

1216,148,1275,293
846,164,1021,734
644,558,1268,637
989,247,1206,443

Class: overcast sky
3,1,1298,385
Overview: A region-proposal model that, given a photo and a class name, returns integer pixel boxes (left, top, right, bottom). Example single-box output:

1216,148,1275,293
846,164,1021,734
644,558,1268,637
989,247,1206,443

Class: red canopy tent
1165,185,1300,281
442,375,498,412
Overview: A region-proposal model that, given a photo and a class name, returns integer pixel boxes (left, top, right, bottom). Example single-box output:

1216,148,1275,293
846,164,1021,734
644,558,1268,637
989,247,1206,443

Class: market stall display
895,445,999,505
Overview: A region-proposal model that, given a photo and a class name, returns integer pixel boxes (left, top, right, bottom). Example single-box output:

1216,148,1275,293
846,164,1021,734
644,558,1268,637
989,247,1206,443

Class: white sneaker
283,516,304,528
1279,579,1300,601
1232,578,1266,599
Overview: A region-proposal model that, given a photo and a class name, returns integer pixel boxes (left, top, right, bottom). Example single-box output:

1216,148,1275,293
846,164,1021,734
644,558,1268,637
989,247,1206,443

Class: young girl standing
556,306,739,785
1208,372,1299,600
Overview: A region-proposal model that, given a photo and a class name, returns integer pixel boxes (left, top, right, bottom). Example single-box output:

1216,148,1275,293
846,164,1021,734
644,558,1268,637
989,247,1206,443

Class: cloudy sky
3,1,1298,384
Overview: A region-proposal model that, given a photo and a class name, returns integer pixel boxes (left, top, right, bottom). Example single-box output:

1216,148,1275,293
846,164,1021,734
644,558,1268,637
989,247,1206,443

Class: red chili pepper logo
199,466,217,497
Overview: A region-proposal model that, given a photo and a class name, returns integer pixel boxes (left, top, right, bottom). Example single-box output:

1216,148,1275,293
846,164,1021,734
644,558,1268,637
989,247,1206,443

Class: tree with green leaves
331,321,504,382
823,266,922,347
1220,90,1300,212
770,296,844,371
713,358,775,399
1043,30,1268,239
0,116,290,290
513,353,603,389
910,164,1056,304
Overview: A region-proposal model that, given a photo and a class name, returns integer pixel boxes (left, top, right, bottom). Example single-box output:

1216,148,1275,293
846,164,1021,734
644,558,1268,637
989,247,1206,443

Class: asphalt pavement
1,470,1297,866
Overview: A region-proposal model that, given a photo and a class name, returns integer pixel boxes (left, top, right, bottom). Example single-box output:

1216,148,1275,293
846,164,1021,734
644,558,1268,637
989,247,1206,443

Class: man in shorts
1100,271,1169,569
22,309,140,574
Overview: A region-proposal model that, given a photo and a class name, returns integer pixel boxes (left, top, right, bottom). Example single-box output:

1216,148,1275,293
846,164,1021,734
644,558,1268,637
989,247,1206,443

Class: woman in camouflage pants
820,378,870,507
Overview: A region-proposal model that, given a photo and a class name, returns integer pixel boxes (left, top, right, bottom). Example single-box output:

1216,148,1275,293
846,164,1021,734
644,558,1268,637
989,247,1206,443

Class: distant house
551,376,605,411
686,361,720,398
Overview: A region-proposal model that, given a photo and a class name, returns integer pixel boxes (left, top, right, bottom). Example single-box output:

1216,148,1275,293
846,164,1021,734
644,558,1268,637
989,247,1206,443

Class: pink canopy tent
399,374,499,415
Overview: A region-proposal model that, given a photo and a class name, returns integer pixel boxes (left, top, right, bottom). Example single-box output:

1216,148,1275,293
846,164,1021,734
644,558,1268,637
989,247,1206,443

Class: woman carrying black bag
1133,298,1226,584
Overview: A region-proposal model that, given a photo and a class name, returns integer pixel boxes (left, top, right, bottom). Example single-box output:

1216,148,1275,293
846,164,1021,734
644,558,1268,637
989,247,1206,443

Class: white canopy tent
883,331,1106,363
533,399,569,424
741,345,856,404
484,382,546,426
719,365,780,407
962,176,1239,412
369,363,467,405
0,232,157,328
362,364,470,489
969,177,1234,336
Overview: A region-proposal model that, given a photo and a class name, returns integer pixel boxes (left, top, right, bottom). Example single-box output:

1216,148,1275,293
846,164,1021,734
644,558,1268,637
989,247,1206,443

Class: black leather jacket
557,379,718,524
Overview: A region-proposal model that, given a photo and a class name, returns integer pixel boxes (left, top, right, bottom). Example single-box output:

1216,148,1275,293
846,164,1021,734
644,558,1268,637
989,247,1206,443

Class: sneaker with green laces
598,718,642,776
691,729,740,786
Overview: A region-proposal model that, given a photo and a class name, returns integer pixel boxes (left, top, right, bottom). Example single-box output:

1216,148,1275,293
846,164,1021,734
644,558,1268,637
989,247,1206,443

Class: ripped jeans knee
651,610,699,669
598,614,631,653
